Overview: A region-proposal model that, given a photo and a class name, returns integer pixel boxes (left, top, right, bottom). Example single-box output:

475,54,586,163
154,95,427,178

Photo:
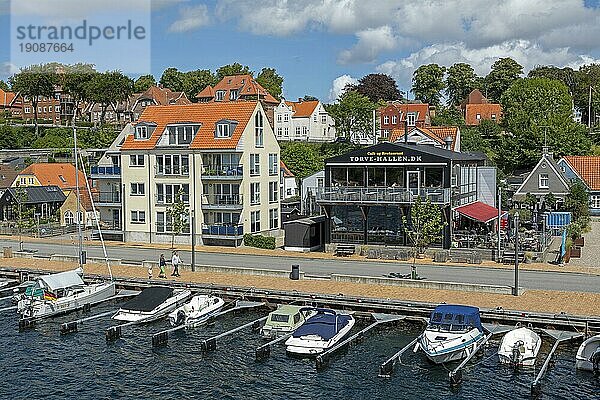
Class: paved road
1,238,599,293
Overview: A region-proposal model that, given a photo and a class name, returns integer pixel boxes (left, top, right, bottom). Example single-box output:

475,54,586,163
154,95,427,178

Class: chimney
298,98,303,103
444,136,453,151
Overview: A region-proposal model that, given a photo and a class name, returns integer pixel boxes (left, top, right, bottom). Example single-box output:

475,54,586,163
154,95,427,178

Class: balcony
201,194,243,210
92,191,121,206
90,166,121,179
201,224,244,238
202,164,243,180
155,194,190,206
316,186,450,205
155,165,190,178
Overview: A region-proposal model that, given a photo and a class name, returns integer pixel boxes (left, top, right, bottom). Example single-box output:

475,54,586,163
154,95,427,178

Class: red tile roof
196,74,278,104
0,89,16,107
389,126,459,151
563,156,600,190
137,86,190,107
121,102,258,150
284,100,319,118
17,163,86,189
465,103,502,126
455,201,500,223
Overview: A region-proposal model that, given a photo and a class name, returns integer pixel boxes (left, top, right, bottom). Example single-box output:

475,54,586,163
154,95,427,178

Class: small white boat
260,305,315,339
17,269,115,319
498,327,542,367
285,308,355,356
112,287,191,323
417,304,485,364
168,294,224,326
575,334,600,372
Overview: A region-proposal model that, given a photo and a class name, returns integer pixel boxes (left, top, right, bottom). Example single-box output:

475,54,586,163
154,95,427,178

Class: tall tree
574,64,600,127
347,73,401,103
182,69,216,101
167,188,189,249
256,67,284,100
10,64,57,136
485,57,523,102
528,66,577,95
215,63,253,81
280,142,323,180
445,63,478,106
411,64,446,106
61,63,97,124
302,95,319,101
134,74,156,92
86,71,134,125
0,80,9,91
325,90,378,141
159,67,184,92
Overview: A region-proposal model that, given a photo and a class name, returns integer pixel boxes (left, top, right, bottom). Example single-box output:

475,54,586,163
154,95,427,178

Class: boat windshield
429,306,482,332
270,314,290,323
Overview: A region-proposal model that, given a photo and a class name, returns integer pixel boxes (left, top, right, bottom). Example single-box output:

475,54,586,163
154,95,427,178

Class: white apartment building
274,99,336,142
115,101,281,247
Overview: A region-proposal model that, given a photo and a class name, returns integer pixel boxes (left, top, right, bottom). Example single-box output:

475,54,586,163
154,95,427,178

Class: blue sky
2,0,600,102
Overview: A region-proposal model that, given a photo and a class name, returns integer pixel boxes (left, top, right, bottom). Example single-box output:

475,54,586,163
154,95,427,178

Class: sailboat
17,126,116,320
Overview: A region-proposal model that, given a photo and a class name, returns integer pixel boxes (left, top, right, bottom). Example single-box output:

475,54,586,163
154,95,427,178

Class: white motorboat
285,308,355,356
416,304,485,364
260,305,315,339
575,334,600,372
112,287,191,322
168,294,224,326
498,327,542,367
17,269,115,319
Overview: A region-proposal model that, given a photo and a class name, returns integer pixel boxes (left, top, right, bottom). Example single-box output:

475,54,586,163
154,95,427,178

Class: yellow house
13,163,87,195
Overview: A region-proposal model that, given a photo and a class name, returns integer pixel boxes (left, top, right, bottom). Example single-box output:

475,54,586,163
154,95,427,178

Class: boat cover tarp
429,304,482,331
121,287,174,312
292,310,352,340
38,270,84,292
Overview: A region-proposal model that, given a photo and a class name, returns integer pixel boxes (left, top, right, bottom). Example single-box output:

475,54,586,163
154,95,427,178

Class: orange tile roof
465,103,502,126
195,74,278,104
138,86,190,106
0,89,16,106
379,103,430,120
122,102,258,150
18,163,86,189
389,126,459,151
563,156,600,190
196,85,215,98
284,100,319,118
280,160,294,177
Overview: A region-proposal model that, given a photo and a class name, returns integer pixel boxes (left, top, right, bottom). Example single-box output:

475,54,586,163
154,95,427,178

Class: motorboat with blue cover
112,286,191,322
415,304,484,364
285,308,355,356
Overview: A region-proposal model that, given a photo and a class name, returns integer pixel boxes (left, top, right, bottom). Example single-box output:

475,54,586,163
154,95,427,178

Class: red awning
454,201,501,224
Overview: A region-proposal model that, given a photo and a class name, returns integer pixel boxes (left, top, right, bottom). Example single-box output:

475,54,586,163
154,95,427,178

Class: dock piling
379,335,421,377
60,321,78,334
60,309,116,335
255,332,293,361
200,316,268,353
18,318,35,331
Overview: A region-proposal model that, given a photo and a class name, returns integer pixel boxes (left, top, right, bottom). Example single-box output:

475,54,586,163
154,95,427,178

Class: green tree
302,95,319,101
325,90,377,140
346,73,402,103
431,106,465,126
134,74,156,92
86,71,134,125
181,69,216,101
528,65,577,95
565,180,589,223
256,67,284,100
0,126,35,149
159,67,184,92
543,192,557,211
411,64,446,106
78,126,119,148
61,63,97,124
33,128,73,149
0,80,9,91
14,186,35,251
280,142,323,180
215,63,253,81
460,128,491,157
445,63,478,106
166,188,189,249
10,64,57,135
573,64,600,127
485,57,523,102
403,196,446,279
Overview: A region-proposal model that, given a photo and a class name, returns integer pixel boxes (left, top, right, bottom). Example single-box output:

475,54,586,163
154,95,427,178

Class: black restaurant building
315,142,487,249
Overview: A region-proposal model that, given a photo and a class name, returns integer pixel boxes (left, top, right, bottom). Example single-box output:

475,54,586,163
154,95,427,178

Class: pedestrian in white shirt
171,251,181,277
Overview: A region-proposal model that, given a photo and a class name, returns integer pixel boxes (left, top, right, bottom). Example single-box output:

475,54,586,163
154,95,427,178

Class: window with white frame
167,125,197,145
215,90,225,101
255,112,264,147
156,211,190,233
276,127,282,136
269,181,278,203
407,113,417,126
216,123,231,138
24,107,31,113
130,154,144,166
131,210,145,223
269,208,279,229
64,211,74,225
156,154,189,176
591,195,600,209
491,114,497,121
269,154,278,175
251,210,260,233
476,113,481,120
392,115,397,124
251,182,260,204
295,126,301,136
277,114,282,122
302,126,308,136
55,106,60,112
284,127,289,136
284,113,289,122
250,154,260,175
229,89,238,100
130,183,145,196
156,183,190,204
539,173,549,189
384,115,389,124
134,125,149,139
321,115,327,124
313,114,317,122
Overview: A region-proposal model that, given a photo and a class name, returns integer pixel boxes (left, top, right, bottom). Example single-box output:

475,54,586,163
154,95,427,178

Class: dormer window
135,125,149,139
216,123,231,138
230,89,238,101
166,124,198,145
215,90,226,101
407,112,417,127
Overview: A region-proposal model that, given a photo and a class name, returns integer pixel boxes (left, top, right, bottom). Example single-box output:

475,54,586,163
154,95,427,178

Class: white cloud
328,74,358,102
338,26,397,64
0,62,19,76
168,4,210,33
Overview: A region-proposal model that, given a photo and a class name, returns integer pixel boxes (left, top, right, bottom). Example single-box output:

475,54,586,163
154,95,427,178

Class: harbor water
1,302,598,399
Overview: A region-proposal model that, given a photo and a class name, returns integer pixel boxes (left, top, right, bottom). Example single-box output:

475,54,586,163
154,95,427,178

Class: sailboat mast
73,126,83,269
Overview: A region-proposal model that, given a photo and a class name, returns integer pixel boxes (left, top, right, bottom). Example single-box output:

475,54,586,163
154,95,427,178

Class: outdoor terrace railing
155,194,190,205
92,191,121,204
90,166,121,177
201,194,243,207
202,164,244,178
316,186,450,205
154,165,190,177
201,224,244,237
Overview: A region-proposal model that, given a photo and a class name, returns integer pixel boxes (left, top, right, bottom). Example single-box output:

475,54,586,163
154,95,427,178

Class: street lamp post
191,209,196,272
513,212,520,296
497,186,502,263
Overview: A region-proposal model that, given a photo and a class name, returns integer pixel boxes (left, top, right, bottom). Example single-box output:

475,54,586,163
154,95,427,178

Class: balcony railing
155,165,190,177
156,194,190,205
90,166,121,177
316,186,450,205
92,191,121,205
96,220,122,231
201,224,244,237
202,164,243,178
201,194,243,208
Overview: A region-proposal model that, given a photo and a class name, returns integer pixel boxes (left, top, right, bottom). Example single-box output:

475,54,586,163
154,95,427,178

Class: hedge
243,233,276,250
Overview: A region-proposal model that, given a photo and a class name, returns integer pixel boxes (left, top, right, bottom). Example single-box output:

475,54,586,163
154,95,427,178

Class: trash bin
290,264,300,280
3,247,12,258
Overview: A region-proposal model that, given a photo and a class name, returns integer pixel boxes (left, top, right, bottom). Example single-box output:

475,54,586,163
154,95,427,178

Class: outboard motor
592,348,600,373
175,310,186,326
511,341,524,367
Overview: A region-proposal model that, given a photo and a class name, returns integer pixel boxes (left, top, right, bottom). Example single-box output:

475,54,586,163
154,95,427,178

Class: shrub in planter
243,233,276,250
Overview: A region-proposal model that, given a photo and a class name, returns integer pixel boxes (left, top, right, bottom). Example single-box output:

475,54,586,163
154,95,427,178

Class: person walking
171,251,181,277
147,263,153,280
158,254,167,279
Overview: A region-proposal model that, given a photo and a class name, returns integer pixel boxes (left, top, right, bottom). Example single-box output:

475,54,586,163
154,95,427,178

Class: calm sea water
0,300,598,400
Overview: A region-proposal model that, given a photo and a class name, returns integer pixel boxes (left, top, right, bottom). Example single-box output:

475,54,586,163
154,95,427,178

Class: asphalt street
1,238,598,293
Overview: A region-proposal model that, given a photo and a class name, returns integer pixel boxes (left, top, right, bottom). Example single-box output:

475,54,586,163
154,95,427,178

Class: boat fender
413,342,420,353
592,348,600,373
